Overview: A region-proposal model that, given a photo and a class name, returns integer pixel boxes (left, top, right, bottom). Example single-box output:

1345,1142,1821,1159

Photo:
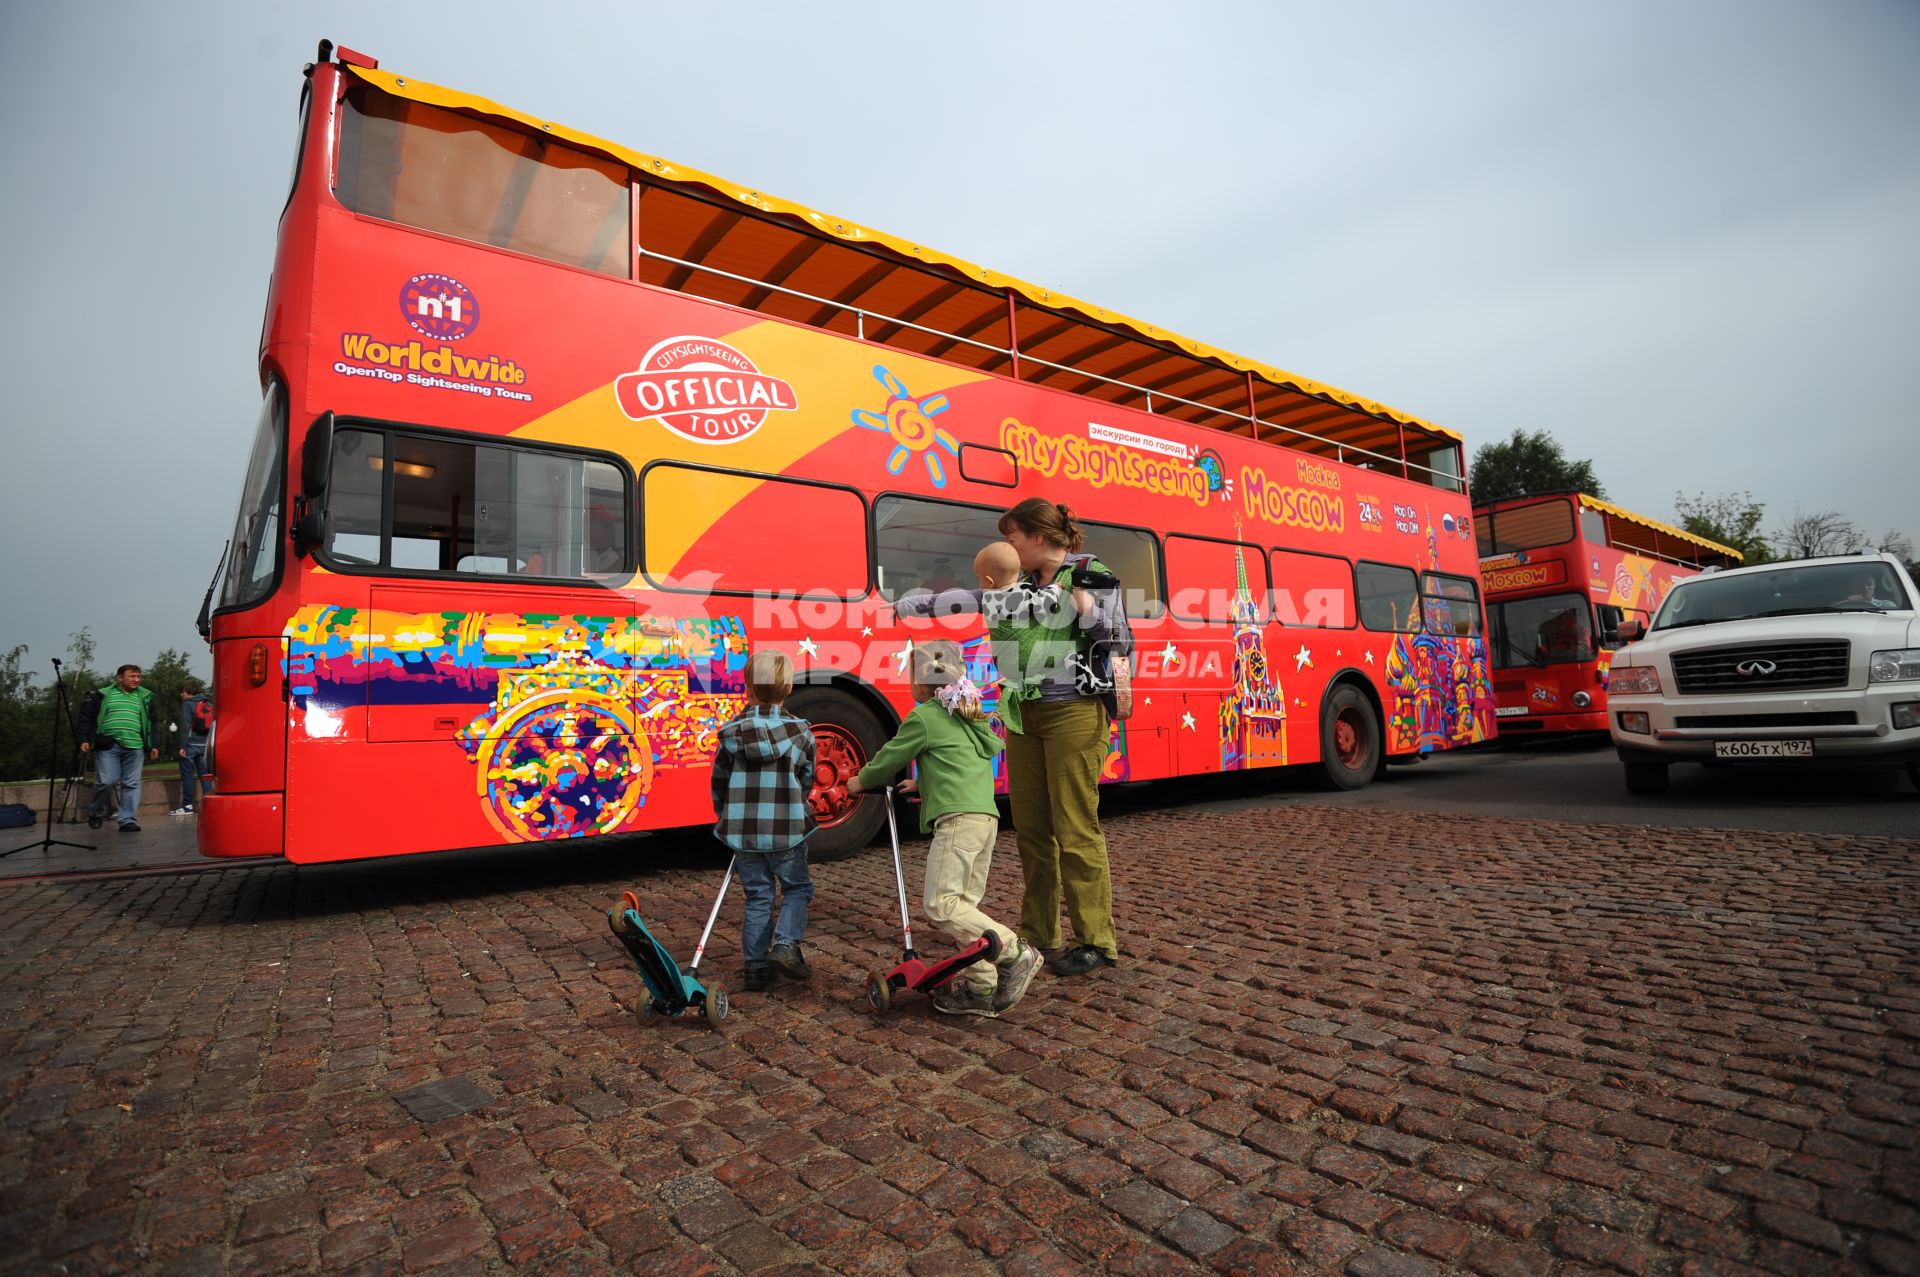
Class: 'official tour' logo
615,337,798,444
401,273,479,341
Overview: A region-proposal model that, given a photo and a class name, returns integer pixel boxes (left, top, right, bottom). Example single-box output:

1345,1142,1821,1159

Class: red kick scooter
866,785,1000,1013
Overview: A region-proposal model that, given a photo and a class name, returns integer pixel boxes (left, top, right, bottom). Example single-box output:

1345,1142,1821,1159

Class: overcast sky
3,0,1914,681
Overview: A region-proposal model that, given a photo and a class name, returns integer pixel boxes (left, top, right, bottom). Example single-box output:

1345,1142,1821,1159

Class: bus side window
322,428,386,566
871,495,1003,605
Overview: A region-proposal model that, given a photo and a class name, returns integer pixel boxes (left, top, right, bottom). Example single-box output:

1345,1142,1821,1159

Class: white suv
1606,553,1920,794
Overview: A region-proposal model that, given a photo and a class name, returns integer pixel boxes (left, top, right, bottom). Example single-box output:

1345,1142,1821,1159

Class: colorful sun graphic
852,365,958,487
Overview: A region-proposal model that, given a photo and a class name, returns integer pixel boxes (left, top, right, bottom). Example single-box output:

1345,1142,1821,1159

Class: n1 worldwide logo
615,336,798,444
400,273,479,341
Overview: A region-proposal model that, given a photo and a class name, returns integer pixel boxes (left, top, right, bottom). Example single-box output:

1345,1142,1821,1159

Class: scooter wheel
636,999,664,1027
866,972,892,1014
606,908,630,937
980,931,1002,963
704,988,729,1028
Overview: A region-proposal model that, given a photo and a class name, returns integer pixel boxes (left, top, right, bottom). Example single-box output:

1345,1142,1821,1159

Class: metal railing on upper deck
638,247,1464,493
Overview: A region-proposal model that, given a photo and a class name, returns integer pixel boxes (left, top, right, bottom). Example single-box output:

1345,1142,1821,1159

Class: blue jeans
179,743,211,807
736,841,813,969
94,745,145,826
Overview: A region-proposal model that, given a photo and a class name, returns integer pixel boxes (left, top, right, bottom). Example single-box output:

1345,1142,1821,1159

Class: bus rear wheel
1317,683,1380,790
788,687,888,862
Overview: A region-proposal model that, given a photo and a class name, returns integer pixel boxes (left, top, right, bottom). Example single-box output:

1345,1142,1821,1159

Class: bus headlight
1869,649,1920,682
1572,691,1593,709
1608,666,1662,695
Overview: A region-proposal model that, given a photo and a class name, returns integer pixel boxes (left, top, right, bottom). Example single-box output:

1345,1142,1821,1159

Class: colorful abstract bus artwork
1476,492,1740,735
199,42,1490,864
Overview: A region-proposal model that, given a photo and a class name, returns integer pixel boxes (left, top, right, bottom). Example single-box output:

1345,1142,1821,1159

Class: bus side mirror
292,411,334,558
1616,619,1645,642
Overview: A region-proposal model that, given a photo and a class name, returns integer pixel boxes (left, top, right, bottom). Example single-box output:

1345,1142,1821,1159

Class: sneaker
991,939,1042,1013
168,806,194,817
931,983,999,1017
1046,945,1115,977
768,943,812,981
118,822,141,834
741,966,773,992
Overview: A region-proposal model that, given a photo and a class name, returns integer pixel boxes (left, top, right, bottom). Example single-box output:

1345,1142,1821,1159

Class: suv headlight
1870,649,1920,682
1608,665,1662,695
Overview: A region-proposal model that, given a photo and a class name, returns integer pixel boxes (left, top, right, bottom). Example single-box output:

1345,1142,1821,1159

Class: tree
1673,490,1775,564
1871,529,1919,580
144,649,194,754
1469,429,1607,504
1775,510,1867,560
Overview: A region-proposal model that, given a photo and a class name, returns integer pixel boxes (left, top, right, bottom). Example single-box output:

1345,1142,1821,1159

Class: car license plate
1495,706,1527,718
1713,739,1812,759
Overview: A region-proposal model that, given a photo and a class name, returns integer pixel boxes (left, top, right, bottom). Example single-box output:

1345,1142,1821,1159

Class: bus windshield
1488,591,1594,668
1476,498,1574,556
219,383,285,610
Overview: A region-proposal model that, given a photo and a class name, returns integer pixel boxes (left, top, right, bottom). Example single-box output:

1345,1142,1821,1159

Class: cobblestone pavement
1,805,1915,1276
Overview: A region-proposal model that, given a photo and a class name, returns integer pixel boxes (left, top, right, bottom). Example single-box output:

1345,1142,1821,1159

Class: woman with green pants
993,498,1123,977
894,497,1125,975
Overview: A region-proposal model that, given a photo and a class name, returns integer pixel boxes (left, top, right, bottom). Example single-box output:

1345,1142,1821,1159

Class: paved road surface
1,793,1914,1275
1111,736,1919,839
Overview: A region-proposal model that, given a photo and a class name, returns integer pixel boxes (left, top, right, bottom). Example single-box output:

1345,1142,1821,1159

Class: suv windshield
1653,561,1910,630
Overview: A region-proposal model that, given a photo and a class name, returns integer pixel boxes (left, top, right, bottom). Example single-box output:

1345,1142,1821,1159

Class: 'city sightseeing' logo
400,273,479,341
615,337,798,444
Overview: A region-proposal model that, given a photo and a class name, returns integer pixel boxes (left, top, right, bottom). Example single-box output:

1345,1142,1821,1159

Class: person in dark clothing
172,678,214,815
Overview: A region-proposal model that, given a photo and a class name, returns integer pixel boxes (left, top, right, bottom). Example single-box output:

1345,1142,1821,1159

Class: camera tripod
3,658,95,858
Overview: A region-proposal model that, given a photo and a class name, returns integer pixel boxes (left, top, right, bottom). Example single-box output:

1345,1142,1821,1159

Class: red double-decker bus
199,42,1496,864
1475,492,1740,735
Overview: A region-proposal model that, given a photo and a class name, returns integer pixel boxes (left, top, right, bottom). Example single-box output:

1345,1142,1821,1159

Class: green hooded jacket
856,699,1004,833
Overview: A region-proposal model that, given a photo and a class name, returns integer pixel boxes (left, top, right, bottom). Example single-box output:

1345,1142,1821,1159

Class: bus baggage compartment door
364,585,634,744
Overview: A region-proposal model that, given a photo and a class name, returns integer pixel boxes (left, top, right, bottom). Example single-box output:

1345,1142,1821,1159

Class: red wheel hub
809,725,867,828
1334,709,1369,769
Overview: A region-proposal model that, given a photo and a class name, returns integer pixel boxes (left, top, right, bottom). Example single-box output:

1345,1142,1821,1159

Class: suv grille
1671,641,1850,694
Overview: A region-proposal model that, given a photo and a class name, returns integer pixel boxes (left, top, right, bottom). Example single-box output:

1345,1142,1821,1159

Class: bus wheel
1623,761,1669,795
1317,684,1380,790
789,688,887,861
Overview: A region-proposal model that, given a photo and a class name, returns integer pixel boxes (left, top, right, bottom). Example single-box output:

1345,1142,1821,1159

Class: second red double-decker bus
1475,491,1740,735
199,42,1498,864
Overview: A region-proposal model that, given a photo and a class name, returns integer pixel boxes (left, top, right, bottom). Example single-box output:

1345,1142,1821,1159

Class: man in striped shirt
80,664,161,832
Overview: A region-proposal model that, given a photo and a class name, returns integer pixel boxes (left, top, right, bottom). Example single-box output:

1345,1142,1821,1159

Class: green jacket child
855,698,1003,832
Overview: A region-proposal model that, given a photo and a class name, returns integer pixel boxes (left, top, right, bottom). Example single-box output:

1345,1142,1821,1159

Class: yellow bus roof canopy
1578,494,1742,564
345,64,1464,462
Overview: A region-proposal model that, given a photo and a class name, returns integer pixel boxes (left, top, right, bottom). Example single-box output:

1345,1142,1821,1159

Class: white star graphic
1293,644,1314,672
892,643,914,671
797,636,819,658
1364,650,1376,666
860,626,873,637
1143,696,1153,707
1160,641,1179,667
1180,711,1196,731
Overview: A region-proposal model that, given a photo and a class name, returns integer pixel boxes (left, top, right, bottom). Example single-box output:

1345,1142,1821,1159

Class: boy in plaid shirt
711,649,817,992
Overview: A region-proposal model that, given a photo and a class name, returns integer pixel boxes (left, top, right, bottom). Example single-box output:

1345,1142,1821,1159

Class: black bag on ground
0,803,34,829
